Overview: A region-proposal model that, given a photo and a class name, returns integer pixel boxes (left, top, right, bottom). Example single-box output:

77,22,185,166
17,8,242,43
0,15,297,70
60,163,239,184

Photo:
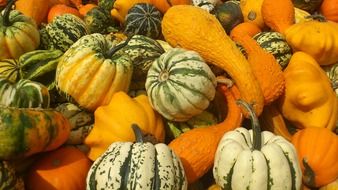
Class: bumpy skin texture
162,5,264,116
232,34,285,105
278,52,338,131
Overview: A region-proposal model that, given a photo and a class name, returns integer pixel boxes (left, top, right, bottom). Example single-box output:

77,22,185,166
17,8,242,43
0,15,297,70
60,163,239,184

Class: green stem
106,35,134,58
305,14,327,22
303,158,316,188
131,123,144,143
3,0,16,27
236,99,261,151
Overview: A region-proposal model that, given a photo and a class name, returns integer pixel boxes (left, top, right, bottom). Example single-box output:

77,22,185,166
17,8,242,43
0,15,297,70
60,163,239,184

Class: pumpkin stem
2,0,16,26
303,158,316,188
305,14,327,22
106,35,134,58
131,124,144,143
236,99,261,151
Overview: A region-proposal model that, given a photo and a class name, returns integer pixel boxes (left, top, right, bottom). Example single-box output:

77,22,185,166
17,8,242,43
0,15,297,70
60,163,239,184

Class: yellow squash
285,19,338,65
84,91,165,161
278,52,337,131
162,5,264,116
240,0,265,29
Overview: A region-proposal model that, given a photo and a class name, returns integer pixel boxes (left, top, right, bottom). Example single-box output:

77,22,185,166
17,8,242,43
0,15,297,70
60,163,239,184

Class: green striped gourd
124,3,163,39
98,0,115,13
0,59,20,82
0,106,71,160
56,33,133,111
213,100,302,190
0,161,24,189
118,35,165,83
0,78,50,108
322,63,338,98
84,6,118,34
39,14,88,52
192,0,216,12
145,48,217,121
55,103,94,145
19,49,64,89
253,31,293,69
86,124,188,190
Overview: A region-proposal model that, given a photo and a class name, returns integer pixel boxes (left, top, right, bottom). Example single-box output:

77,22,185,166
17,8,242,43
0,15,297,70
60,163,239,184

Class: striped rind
45,14,88,52
0,78,50,108
253,32,292,69
0,59,20,82
124,3,162,39
86,142,187,190
55,33,133,111
213,128,302,190
145,48,217,121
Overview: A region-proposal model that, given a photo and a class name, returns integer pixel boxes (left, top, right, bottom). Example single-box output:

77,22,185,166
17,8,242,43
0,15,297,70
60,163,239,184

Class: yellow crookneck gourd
84,91,165,161
285,17,338,66
162,5,264,116
278,52,338,131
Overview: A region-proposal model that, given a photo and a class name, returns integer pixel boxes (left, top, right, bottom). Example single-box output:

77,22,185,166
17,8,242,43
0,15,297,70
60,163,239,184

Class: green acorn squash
0,106,71,160
0,0,40,59
145,48,217,121
214,1,244,34
55,33,133,111
86,124,188,190
124,3,163,39
0,78,50,108
39,14,88,52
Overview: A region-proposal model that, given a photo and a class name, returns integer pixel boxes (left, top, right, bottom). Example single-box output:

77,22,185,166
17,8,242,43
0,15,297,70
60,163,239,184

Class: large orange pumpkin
291,127,338,188
15,0,49,25
320,0,338,22
26,146,92,190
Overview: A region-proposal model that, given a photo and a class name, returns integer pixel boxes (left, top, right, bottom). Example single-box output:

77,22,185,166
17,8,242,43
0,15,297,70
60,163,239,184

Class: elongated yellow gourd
162,5,264,116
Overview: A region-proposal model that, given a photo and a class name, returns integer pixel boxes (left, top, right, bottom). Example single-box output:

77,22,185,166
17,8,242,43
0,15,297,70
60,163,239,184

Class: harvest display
0,0,337,189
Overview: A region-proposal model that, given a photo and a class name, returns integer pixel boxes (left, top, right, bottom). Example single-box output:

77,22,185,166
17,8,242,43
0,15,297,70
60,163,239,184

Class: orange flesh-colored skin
27,146,92,190
261,0,295,34
162,5,264,116
232,34,285,105
169,84,243,183
47,4,82,23
320,0,338,22
15,0,49,26
230,22,262,38
291,128,338,187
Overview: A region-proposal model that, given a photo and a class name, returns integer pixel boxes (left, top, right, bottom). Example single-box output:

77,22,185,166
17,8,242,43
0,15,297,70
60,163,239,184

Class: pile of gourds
0,0,337,189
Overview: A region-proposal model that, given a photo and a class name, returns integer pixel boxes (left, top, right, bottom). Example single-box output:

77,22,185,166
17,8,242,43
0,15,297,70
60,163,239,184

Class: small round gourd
145,48,217,122
253,31,293,69
124,3,162,39
213,100,302,190
214,1,244,34
86,124,188,190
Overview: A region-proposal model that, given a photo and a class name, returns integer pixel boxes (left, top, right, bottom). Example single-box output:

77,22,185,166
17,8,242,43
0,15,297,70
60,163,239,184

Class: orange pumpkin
291,127,338,188
150,0,192,13
320,0,338,22
230,22,262,38
15,0,49,25
47,4,82,23
26,146,92,190
0,0,6,6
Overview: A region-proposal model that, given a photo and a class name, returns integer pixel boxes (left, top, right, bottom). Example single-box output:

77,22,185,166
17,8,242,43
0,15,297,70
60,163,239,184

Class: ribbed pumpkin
19,49,64,89
253,31,293,69
0,59,20,82
145,48,217,122
55,103,94,145
213,100,302,190
39,14,88,52
214,1,244,34
0,161,24,189
86,124,188,190
291,127,338,188
55,33,133,111
0,106,71,160
124,3,163,39
0,0,40,59
0,78,50,108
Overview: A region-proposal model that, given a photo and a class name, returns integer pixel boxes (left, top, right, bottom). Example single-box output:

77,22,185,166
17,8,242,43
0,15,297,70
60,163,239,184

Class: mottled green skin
0,161,24,189
39,14,88,52
84,6,118,34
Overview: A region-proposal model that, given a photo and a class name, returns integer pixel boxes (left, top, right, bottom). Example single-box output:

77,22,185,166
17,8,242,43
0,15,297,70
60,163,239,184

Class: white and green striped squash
192,0,218,12
56,33,133,111
39,14,88,52
19,49,64,89
0,59,20,82
124,3,162,39
55,102,94,145
0,78,50,108
322,63,338,97
118,35,165,83
86,124,188,190
0,161,24,189
145,48,217,121
213,100,302,190
253,32,293,69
